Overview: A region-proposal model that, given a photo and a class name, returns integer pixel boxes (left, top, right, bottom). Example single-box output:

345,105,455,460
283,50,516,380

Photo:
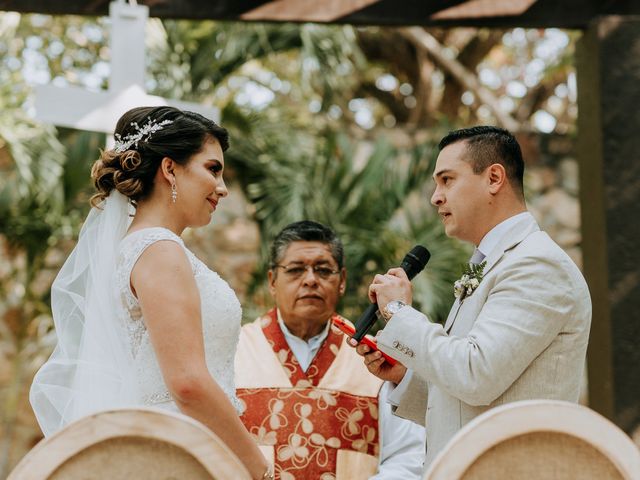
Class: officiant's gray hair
269,221,344,271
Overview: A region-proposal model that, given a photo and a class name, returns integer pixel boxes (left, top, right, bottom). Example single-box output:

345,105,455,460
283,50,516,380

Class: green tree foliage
225,115,466,322
0,106,66,476
0,15,108,473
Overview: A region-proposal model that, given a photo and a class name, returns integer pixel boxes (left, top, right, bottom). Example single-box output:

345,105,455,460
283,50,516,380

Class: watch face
389,301,405,314
382,300,406,321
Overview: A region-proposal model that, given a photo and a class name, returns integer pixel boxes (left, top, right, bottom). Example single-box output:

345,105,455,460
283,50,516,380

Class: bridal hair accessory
114,117,174,153
454,261,486,302
171,182,177,203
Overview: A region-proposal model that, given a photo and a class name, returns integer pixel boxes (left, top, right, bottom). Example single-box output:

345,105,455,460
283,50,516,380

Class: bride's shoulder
121,227,184,248
118,227,186,264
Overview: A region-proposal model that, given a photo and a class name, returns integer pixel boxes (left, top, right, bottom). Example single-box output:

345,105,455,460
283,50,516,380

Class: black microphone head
401,245,431,279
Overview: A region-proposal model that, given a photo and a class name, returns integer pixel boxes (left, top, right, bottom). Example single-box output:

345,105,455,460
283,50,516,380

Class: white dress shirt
277,312,425,479
476,211,531,260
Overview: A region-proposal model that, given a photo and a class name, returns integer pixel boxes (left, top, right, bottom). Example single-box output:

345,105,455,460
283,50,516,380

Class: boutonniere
454,261,486,302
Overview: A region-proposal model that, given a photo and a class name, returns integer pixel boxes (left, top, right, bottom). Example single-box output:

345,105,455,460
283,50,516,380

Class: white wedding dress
30,193,245,436
115,227,244,413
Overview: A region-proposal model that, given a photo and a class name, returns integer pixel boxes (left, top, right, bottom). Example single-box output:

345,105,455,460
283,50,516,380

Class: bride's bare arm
131,240,269,479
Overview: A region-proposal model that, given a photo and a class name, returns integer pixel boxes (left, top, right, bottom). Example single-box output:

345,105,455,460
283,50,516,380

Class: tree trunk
402,27,520,132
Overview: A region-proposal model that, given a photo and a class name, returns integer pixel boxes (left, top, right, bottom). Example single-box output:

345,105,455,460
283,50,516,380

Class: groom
358,126,592,468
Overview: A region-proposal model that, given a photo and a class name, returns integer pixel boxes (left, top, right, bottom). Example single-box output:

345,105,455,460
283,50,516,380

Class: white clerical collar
276,309,331,371
477,211,532,258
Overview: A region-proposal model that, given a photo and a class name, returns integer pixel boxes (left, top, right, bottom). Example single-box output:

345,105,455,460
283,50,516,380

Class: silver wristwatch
382,300,407,321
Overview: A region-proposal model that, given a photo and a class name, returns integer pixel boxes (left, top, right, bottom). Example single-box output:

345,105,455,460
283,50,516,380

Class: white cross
35,1,219,136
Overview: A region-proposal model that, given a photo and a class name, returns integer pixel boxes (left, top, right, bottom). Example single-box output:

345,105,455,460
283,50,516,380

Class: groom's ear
487,163,507,195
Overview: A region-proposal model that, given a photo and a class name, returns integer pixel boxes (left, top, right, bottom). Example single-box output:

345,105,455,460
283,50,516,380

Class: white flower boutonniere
454,261,486,302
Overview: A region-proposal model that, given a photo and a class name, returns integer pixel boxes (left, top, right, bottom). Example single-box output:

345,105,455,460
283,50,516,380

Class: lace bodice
115,227,243,413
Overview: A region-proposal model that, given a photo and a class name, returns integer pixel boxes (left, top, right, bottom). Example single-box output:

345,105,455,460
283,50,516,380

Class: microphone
350,245,431,345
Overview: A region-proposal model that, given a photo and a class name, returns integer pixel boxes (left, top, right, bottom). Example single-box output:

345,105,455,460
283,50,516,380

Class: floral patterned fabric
237,309,380,480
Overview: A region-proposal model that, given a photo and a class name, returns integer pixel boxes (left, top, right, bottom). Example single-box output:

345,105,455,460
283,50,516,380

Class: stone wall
520,133,583,270
184,184,261,302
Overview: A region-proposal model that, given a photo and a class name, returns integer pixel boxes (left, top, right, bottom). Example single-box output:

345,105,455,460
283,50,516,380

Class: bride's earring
171,182,177,203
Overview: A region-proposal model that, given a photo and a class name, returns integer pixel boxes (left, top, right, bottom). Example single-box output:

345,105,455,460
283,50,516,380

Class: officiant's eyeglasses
275,263,341,280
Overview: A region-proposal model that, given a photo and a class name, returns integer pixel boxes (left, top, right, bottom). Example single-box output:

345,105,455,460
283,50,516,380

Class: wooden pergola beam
1,0,638,28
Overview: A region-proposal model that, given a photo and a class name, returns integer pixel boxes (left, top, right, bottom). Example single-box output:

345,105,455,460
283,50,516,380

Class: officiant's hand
356,343,407,384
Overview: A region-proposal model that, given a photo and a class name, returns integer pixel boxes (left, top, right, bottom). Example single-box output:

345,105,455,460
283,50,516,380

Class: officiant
234,220,425,480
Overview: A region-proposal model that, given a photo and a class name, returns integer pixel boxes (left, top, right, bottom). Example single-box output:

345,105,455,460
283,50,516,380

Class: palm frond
0,111,67,260
221,102,465,323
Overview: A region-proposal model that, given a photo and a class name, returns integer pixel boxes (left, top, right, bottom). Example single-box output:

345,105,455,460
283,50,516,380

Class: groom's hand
356,343,407,384
368,267,412,312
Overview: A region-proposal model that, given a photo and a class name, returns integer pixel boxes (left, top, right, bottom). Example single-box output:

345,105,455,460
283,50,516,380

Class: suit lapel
481,215,539,277
443,299,462,333
444,215,540,334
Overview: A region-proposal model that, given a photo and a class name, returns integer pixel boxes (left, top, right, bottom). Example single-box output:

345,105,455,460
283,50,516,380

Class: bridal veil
30,191,140,436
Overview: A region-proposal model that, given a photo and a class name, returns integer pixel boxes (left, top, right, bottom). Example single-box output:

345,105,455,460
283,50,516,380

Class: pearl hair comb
113,117,174,153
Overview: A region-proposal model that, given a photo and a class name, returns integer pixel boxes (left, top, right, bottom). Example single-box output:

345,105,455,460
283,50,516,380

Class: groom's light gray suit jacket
377,214,592,467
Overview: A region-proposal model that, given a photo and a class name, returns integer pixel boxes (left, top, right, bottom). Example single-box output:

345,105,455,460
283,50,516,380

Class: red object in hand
333,317,398,366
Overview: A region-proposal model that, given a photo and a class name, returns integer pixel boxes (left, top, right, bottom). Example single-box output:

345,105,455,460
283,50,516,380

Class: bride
30,106,271,480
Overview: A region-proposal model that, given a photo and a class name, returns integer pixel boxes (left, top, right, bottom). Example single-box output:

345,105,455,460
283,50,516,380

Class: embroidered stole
236,309,381,480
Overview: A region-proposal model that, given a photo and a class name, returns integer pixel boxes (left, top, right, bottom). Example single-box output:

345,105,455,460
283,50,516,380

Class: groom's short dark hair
269,221,344,271
439,126,524,196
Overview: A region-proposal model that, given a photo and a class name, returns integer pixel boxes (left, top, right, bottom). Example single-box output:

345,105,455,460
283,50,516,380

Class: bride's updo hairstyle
91,106,229,207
